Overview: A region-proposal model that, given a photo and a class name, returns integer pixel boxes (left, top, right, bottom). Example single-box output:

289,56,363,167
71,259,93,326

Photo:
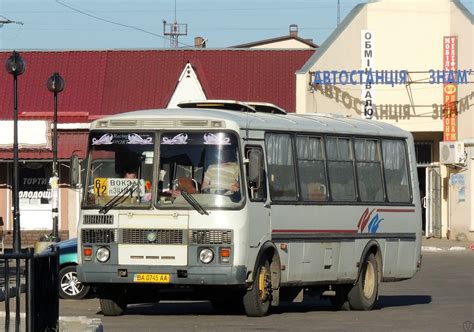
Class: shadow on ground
97,294,432,316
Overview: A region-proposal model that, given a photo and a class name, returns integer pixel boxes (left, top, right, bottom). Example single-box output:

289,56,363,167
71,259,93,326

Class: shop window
19,162,52,205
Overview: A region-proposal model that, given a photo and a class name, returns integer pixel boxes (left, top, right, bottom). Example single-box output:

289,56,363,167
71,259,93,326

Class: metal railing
0,247,59,331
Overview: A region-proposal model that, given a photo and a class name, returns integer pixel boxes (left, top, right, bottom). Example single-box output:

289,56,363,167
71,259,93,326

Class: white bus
73,101,422,317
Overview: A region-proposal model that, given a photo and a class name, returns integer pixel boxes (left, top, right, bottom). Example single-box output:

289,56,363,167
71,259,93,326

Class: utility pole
337,0,341,26
162,0,187,48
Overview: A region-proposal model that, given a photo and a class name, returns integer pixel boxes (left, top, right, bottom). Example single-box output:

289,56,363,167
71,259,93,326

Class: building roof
0,131,89,160
0,49,315,123
232,35,318,49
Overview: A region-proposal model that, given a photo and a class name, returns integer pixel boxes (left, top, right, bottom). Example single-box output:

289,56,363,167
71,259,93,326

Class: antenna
163,0,187,48
0,16,24,27
337,0,341,26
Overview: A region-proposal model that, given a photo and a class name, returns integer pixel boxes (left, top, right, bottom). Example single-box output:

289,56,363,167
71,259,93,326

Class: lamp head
5,51,26,76
47,72,65,93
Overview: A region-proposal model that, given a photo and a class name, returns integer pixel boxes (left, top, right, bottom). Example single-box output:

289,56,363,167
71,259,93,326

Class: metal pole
13,73,22,332
12,74,20,252
52,91,59,241
26,248,35,332
5,259,10,330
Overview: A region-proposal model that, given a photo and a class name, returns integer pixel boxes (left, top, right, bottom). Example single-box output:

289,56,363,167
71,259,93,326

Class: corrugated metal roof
0,49,315,123
0,131,88,160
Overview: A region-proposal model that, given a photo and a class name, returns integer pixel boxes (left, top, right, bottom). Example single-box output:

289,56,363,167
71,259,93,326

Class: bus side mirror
70,155,81,187
248,150,261,188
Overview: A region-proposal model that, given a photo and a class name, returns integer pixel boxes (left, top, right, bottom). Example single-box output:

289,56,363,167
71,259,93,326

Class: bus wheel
243,257,272,317
347,253,378,310
100,296,127,316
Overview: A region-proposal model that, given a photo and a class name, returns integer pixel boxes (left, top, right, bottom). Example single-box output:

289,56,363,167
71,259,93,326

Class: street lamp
46,73,65,242
5,50,26,330
5,50,26,253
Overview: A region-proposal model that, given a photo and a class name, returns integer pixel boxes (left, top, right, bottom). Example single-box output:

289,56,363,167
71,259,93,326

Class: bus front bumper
77,264,247,286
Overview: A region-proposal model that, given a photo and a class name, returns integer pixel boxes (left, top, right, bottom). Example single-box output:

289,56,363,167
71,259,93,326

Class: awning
0,131,88,160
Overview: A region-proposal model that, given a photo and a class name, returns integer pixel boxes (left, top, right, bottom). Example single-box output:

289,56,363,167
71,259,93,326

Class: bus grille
82,229,117,244
189,230,232,245
83,214,114,225
121,229,184,245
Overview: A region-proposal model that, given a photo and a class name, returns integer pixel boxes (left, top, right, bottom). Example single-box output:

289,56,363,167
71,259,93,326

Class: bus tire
243,256,272,317
100,297,127,316
347,253,378,310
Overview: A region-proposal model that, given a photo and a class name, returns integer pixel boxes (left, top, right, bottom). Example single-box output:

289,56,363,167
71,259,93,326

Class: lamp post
5,50,26,330
47,73,65,242
5,51,26,253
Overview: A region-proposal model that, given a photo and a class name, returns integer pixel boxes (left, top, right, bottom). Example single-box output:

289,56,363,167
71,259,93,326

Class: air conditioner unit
439,141,465,164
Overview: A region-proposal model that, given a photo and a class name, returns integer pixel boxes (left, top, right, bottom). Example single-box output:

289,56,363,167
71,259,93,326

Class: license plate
133,273,170,283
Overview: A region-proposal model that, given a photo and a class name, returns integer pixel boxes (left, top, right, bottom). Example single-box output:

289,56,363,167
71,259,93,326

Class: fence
0,247,59,331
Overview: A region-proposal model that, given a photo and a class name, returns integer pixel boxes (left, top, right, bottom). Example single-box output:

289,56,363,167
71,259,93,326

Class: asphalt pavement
58,251,473,332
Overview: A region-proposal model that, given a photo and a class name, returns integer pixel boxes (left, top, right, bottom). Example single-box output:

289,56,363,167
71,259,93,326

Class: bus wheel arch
357,240,383,285
248,241,281,305
348,241,383,310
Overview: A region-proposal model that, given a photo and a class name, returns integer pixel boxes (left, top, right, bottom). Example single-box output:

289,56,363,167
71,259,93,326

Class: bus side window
382,139,411,203
245,147,266,201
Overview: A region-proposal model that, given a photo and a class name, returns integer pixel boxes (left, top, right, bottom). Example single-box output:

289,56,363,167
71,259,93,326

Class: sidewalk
0,292,103,331
421,237,474,252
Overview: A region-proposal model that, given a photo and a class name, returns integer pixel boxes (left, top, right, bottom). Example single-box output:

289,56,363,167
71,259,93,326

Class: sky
0,0,473,50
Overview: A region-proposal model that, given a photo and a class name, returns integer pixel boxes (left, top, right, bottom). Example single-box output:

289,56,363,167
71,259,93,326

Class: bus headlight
96,247,110,263
199,248,214,264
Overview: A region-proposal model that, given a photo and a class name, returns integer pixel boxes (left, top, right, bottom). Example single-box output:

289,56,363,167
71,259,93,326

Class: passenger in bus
124,170,137,179
122,168,153,201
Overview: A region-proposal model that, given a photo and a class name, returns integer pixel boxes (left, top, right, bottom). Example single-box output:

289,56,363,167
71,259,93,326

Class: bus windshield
83,132,154,209
157,131,243,209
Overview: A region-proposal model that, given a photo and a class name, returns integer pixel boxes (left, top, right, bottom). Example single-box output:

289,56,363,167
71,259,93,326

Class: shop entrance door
424,166,442,238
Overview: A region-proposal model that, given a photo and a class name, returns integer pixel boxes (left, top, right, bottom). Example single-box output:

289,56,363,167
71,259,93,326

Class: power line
54,0,192,47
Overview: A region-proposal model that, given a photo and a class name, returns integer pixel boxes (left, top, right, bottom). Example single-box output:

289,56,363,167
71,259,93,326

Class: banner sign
443,36,457,141
361,30,375,119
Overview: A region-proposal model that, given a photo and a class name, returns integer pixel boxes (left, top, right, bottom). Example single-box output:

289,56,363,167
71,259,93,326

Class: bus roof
90,108,410,138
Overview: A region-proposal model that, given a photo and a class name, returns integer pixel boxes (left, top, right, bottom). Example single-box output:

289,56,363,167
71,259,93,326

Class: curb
421,246,469,252
59,316,103,332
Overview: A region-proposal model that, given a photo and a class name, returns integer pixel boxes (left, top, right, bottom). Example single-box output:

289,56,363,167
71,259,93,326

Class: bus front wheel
243,256,272,317
347,253,379,310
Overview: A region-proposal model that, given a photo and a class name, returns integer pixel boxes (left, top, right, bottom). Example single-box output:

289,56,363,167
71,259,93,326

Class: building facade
0,48,315,246
295,0,473,240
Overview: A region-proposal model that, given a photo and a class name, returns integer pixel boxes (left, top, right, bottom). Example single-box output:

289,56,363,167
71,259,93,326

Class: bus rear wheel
243,257,272,317
347,253,379,310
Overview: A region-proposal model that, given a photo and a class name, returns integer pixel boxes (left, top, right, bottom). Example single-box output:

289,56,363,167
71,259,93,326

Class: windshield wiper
99,181,140,214
180,190,209,215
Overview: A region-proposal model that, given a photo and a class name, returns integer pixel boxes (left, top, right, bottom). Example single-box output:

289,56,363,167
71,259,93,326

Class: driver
201,149,240,195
